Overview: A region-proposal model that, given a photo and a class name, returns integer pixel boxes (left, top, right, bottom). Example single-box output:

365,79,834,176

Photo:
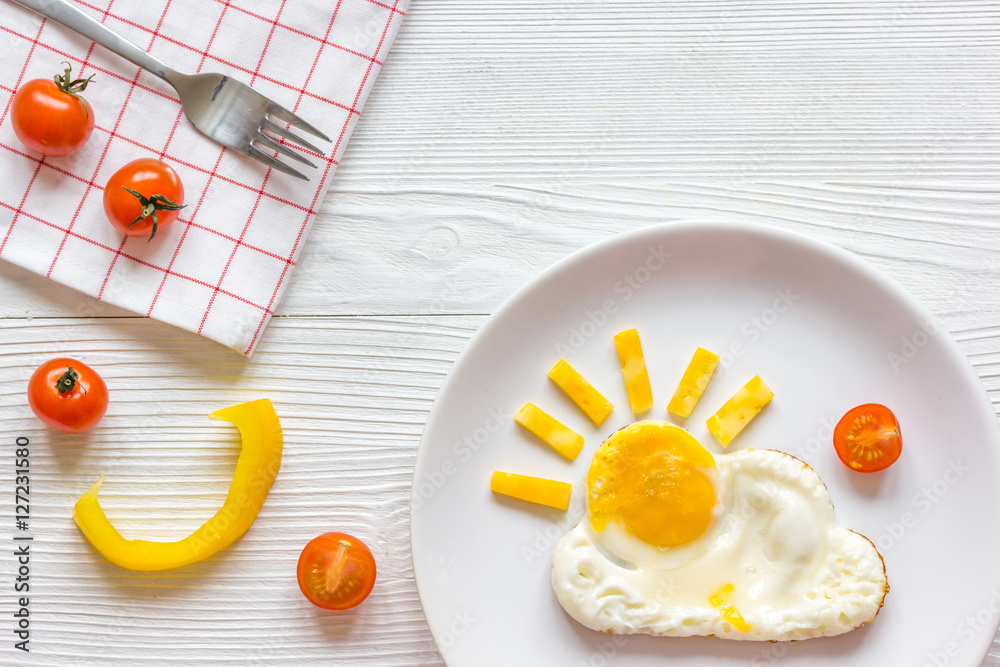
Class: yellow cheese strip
667,347,720,418
614,328,653,415
515,403,585,460
706,375,774,446
709,583,750,632
547,359,614,426
491,472,572,510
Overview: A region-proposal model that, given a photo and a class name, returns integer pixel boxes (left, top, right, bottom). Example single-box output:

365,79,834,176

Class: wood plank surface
1,0,998,664
0,316,474,665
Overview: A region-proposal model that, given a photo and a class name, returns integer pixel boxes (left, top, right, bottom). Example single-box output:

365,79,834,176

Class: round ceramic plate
410,222,1000,666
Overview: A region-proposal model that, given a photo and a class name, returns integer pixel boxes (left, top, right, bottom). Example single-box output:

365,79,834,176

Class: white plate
411,222,1000,666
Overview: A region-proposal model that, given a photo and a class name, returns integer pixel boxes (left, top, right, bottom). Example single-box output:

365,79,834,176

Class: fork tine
267,105,332,143
254,134,317,169
246,145,310,181
261,119,325,156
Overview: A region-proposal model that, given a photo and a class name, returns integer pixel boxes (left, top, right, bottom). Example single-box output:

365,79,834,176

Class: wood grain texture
0,316,475,666
0,0,998,664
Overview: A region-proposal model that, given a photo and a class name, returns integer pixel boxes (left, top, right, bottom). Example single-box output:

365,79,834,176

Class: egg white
551,448,888,641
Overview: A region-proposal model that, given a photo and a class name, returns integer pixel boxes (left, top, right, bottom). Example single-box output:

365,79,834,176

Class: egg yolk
587,421,717,548
709,583,750,632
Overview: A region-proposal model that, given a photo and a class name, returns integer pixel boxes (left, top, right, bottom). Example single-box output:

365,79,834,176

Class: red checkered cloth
0,0,407,355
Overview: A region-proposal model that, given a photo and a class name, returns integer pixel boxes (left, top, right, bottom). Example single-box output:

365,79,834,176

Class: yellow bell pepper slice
706,376,773,446
547,359,614,426
614,328,653,415
73,399,283,571
491,471,572,510
667,347,720,418
515,403,585,460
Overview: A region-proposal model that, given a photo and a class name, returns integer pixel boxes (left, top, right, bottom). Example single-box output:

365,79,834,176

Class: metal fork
12,0,331,180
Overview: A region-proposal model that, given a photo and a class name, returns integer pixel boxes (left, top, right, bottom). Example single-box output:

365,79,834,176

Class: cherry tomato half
28,358,109,433
833,403,902,473
297,532,377,611
12,63,95,157
104,158,186,241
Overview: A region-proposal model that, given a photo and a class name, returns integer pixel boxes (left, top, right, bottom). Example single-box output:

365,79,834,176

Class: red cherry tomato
297,532,377,610
104,158,186,241
27,358,109,433
833,403,902,473
11,63,95,157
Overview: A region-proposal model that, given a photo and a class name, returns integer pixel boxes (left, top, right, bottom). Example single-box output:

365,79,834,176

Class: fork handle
11,0,177,81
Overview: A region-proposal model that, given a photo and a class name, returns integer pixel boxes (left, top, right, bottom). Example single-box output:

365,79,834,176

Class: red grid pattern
0,0,408,355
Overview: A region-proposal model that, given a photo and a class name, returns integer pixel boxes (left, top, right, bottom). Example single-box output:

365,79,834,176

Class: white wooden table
2,1,999,664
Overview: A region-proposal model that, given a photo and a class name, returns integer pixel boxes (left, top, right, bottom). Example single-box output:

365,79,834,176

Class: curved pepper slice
73,399,282,571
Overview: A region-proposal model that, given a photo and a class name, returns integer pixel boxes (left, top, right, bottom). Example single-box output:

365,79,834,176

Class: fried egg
551,421,888,641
